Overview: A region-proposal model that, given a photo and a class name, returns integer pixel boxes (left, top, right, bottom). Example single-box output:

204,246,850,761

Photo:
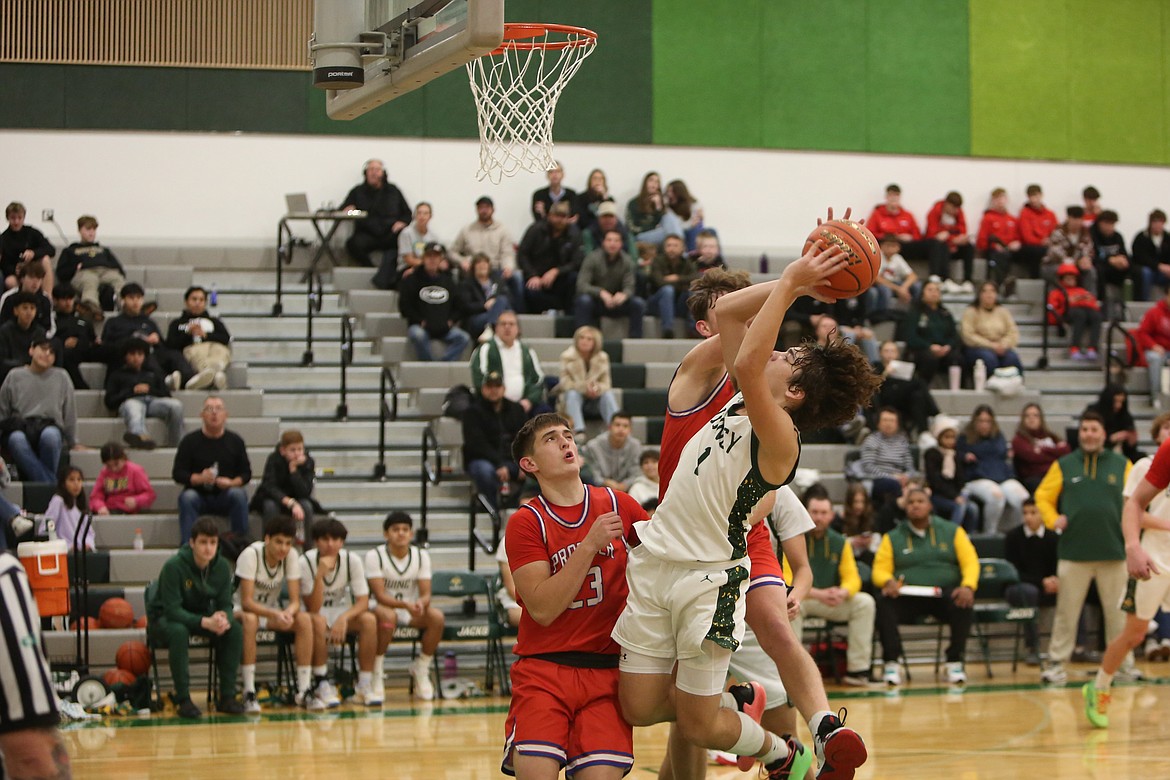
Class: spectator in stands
626,448,660,510
873,340,938,438
469,310,545,413
365,511,444,701
871,234,918,318
397,242,469,363
530,161,577,222
582,411,641,492
925,191,974,288
958,404,1030,533
105,337,184,449
146,515,245,719
866,184,949,280
1012,403,1071,494
635,179,704,250
1082,186,1103,226
1137,284,1170,407
791,491,877,686
0,292,48,383
462,371,526,508
554,325,619,437
1,202,54,292
575,168,610,234
494,538,522,628
517,201,583,314
50,284,95,390
235,515,320,712
1133,208,1170,301
575,229,645,338
172,395,251,544
1004,498,1060,666
976,187,1024,289
898,279,960,385
692,229,727,273
102,282,192,389
872,485,979,686
1090,210,1132,313
582,200,633,255
814,313,878,366
1044,206,1097,291
167,286,232,390
449,196,519,299
90,441,155,516
626,171,665,235
457,252,512,345
44,465,92,550
1049,264,1103,362
1018,184,1058,271
0,337,76,482
1034,410,1130,684
647,234,697,338
960,281,1023,373
395,202,441,286
825,293,879,363
341,158,411,278
1085,383,1141,463
55,215,124,321
251,430,323,542
0,259,52,333
838,482,879,567
924,416,978,530
849,407,918,510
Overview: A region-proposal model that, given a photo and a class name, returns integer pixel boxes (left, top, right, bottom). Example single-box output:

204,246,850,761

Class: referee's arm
0,552,71,780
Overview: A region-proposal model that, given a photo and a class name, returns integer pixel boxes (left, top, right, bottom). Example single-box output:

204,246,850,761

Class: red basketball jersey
506,485,647,657
658,372,736,500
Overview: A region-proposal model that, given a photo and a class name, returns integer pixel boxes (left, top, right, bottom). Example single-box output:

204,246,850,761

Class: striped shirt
0,552,59,734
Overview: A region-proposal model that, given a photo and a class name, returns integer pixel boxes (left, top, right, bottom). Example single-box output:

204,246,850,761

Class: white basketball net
467,25,597,183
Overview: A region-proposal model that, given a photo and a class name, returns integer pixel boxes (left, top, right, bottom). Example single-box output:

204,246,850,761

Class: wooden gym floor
63,661,1170,779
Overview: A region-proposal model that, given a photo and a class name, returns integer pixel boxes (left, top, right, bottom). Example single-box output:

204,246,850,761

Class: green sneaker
765,735,814,779
1082,682,1110,729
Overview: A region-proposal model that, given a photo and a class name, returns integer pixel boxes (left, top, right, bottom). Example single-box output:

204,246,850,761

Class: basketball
134,614,148,629
803,219,881,298
99,597,136,629
116,641,152,676
104,668,137,687
70,616,100,631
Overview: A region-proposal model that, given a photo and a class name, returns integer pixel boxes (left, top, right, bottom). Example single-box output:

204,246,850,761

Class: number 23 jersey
506,485,647,657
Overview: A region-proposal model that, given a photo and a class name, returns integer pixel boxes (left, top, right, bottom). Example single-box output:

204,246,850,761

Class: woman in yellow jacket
554,325,619,437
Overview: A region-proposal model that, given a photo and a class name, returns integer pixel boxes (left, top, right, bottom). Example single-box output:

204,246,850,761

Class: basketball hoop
466,23,597,183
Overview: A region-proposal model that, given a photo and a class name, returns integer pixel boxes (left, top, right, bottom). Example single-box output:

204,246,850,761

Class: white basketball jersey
235,541,301,608
637,393,791,565
1125,457,1170,572
364,544,432,604
302,549,369,609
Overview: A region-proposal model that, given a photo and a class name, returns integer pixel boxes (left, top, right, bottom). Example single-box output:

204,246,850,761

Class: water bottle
973,359,987,392
1123,278,1133,303
759,253,769,274
208,462,219,481
1161,365,1169,405
443,651,458,680
133,529,145,551
209,283,218,308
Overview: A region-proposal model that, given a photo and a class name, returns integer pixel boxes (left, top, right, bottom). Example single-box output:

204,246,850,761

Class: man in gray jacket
0,337,76,482
574,230,645,337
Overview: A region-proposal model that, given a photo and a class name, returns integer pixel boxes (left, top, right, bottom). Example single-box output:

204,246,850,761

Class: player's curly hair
786,336,881,431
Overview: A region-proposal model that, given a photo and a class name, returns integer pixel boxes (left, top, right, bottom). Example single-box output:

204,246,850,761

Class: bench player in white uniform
234,515,319,712
365,511,445,701
613,242,880,779
302,516,381,708
1085,412,1170,727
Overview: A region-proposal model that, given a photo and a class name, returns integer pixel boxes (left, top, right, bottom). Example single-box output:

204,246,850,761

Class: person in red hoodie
1136,285,1170,407
867,184,951,280
1018,184,1058,271
1047,264,1102,362
925,191,975,288
89,441,156,515
976,188,1024,289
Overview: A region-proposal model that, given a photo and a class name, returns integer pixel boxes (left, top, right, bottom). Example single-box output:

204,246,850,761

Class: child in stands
90,441,156,515
1048,263,1103,362
44,466,93,551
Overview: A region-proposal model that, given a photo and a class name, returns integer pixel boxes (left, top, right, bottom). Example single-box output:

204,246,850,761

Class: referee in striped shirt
0,551,71,779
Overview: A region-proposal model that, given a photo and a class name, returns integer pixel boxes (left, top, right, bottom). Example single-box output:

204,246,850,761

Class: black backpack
442,384,474,420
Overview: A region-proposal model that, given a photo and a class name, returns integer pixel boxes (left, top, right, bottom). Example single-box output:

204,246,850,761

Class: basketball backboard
312,0,503,120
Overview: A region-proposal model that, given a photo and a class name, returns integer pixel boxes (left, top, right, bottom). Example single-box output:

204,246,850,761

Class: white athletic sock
759,733,789,766
721,691,738,709
296,666,312,694
242,665,256,694
729,710,767,757
358,671,372,688
808,709,834,738
416,653,433,667
1095,669,1114,693
312,665,328,678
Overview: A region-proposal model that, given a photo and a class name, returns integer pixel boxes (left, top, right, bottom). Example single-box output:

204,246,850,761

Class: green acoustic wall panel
187,70,308,134
64,66,189,131
0,64,67,128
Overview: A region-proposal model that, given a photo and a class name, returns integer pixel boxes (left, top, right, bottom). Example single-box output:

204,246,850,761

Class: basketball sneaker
1082,682,1110,729
764,735,814,780
1040,662,1068,684
882,662,902,687
410,657,435,701
813,709,867,780
352,681,383,707
315,678,341,708
217,697,245,715
727,681,767,771
176,698,203,719
945,662,967,685
242,691,261,714
296,688,327,712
